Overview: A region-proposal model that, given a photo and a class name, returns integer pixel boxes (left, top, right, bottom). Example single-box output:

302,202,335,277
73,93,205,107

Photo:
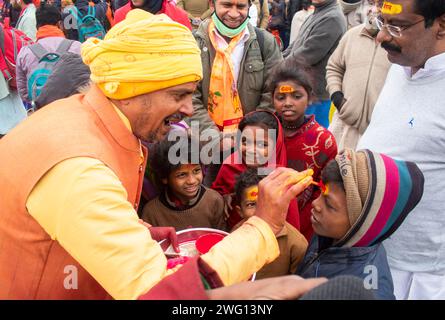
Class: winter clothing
15,36,82,102
176,0,212,21
34,52,91,109
326,24,390,150
298,235,395,299
62,0,108,41
283,115,337,241
190,19,282,134
357,52,445,275
255,222,308,279
16,3,37,41
211,111,301,230
283,0,346,100
142,186,227,231
0,75,27,135
338,0,370,29
298,148,425,300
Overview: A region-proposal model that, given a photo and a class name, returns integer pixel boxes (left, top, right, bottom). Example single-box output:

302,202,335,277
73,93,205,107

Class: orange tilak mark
278,85,295,94
246,186,259,201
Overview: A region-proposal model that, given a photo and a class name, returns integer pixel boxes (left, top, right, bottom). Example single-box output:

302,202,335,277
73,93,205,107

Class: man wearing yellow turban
0,9,325,300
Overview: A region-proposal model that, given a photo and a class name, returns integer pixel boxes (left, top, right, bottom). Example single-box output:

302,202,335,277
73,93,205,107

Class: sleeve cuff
200,216,279,286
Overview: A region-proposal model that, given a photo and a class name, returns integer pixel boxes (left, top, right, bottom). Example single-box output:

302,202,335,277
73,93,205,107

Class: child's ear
234,205,242,217
437,14,445,39
161,178,168,185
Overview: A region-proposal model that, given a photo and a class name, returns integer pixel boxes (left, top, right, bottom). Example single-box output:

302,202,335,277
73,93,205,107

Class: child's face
164,164,203,203
311,182,351,240
240,125,275,168
238,185,258,219
273,81,309,124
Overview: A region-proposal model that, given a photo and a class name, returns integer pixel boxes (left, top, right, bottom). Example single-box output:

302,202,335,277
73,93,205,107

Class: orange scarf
208,21,244,134
36,25,66,41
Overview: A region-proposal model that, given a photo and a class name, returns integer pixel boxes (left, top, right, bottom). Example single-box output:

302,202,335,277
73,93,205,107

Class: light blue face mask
211,12,250,38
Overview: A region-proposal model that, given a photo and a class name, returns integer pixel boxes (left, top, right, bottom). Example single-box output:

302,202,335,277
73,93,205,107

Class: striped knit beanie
335,149,424,248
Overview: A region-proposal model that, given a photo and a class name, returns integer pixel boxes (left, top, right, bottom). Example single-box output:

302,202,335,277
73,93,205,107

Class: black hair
234,168,264,203
236,111,279,147
238,111,278,134
212,0,253,6
266,57,315,100
302,0,312,10
22,0,33,4
414,0,445,28
321,159,345,192
36,3,62,28
150,132,202,188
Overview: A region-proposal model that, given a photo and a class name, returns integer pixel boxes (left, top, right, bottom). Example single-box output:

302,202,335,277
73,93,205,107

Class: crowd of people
0,0,444,300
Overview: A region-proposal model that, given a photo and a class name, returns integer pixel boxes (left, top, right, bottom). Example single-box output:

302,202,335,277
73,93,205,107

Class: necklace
282,124,299,130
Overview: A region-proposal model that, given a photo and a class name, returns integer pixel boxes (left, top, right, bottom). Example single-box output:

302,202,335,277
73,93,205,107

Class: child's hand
223,193,234,220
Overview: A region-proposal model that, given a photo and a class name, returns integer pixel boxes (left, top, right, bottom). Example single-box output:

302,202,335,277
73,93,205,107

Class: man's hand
139,220,180,253
207,275,328,300
255,167,313,235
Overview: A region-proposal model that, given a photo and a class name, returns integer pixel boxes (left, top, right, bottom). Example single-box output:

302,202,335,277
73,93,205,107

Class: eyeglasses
375,15,425,38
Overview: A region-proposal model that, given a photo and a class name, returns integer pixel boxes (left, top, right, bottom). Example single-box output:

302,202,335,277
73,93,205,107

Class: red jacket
114,0,192,30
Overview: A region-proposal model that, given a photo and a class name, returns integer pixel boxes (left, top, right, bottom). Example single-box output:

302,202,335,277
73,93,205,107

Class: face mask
211,12,250,38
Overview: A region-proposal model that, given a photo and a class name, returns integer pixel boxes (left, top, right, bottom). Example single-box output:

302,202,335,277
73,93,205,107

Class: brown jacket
232,221,308,279
255,222,308,279
0,85,146,299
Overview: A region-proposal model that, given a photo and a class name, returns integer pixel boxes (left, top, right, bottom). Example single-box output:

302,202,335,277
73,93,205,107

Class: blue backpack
27,39,74,103
70,5,105,43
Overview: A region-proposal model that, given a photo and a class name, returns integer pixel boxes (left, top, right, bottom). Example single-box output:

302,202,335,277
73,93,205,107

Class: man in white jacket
15,0,37,41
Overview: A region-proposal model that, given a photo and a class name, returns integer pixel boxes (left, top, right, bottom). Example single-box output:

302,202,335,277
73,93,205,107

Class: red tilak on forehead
311,180,329,195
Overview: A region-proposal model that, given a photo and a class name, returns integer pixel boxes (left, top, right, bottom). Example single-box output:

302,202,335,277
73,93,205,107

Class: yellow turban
81,9,202,99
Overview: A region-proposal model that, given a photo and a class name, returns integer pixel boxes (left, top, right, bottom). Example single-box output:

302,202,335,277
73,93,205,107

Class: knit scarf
36,25,66,41
207,20,244,133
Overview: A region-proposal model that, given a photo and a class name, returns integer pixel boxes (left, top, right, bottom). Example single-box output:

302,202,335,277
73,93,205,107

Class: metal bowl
159,227,256,281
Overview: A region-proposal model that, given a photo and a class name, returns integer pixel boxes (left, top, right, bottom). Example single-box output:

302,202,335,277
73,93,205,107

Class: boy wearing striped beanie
297,148,424,299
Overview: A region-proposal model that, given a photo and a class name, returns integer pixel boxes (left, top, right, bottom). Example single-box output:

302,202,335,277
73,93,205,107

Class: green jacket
188,20,283,134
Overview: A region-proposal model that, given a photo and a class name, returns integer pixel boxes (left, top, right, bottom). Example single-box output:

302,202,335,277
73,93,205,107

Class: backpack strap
88,5,96,17
254,27,265,62
0,25,12,81
69,6,83,22
55,39,74,54
28,43,49,61
0,25,5,55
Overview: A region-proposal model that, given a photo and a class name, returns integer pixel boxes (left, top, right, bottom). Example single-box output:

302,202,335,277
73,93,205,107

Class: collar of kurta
84,84,142,154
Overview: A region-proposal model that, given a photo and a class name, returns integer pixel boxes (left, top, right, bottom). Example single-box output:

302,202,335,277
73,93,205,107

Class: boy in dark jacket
297,148,424,299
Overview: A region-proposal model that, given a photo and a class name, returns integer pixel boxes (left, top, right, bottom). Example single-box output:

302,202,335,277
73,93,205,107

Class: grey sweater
357,52,445,273
283,0,346,100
